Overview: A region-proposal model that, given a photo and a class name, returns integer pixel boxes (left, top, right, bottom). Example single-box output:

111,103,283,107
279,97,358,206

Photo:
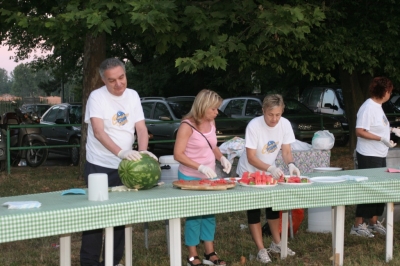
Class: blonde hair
183,89,223,125
262,94,285,111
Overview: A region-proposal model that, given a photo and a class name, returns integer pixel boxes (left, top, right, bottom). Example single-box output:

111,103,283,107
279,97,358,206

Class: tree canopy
0,68,11,94
2,0,400,156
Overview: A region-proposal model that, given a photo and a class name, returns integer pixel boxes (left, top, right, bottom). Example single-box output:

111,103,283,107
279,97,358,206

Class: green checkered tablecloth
269,167,400,210
1,167,399,243
0,184,272,243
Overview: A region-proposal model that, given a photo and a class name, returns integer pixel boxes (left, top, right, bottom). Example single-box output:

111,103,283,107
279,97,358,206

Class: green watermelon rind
118,154,161,190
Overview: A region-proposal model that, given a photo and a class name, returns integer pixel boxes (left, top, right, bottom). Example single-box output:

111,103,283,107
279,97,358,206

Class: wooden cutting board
172,180,236,191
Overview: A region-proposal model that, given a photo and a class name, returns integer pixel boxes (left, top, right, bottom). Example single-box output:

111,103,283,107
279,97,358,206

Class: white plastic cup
88,173,109,201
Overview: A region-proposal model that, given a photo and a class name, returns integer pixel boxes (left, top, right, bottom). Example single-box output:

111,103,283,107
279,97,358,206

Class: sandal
203,251,226,266
187,256,204,266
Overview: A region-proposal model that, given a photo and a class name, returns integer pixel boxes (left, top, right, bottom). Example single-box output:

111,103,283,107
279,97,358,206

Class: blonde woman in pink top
174,89,231,266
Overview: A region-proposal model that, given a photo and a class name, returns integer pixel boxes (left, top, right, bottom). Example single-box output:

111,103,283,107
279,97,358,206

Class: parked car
140,97,166,101
141,97,247,150
20,103,51,118
219,96,348,145
300,85,400,141
40,103,82,165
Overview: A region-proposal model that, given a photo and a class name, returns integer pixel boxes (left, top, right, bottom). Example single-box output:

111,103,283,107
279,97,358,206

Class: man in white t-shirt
80,58,157,266
236,94,301,264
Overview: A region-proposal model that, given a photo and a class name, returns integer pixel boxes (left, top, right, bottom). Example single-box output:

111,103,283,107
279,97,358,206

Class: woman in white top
350,77,400,237
236,94,301,264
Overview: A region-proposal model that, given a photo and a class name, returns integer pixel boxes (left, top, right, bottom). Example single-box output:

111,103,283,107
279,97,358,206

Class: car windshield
335,88,345,108
284,99,313,115
69,105,83,124
167,100,194,119
36,105,50,113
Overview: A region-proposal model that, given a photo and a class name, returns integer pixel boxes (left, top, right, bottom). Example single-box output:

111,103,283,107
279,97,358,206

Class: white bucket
307,207,332,233
159,155,180,183
307,166,342,233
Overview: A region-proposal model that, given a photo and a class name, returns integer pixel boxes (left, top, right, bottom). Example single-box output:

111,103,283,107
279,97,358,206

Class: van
301,85,400,143
300,85,345,116
300,85,348,129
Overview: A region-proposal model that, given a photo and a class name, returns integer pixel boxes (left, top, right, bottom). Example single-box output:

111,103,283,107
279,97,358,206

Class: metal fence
3,114,354,174
4,123,80,174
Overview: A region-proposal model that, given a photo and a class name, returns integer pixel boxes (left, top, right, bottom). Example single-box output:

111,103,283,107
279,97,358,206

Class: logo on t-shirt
262,140,278,154
112,111,129,126
383,115,389,126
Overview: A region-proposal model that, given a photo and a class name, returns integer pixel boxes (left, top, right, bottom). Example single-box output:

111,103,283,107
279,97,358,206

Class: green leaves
176,46,228,74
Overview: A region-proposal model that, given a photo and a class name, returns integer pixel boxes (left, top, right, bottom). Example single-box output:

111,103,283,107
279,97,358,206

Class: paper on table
339,175,368,182
3,201,41,209
387,168,400,173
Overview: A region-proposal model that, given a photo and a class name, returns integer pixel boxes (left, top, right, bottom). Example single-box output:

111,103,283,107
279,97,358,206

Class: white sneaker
269,241,295,256
256,248,272,263
350,223,374,238
368,220,386,235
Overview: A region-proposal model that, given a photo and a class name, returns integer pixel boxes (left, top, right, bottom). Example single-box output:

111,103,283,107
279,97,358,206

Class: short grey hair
262,94,285,111
99,58,126,79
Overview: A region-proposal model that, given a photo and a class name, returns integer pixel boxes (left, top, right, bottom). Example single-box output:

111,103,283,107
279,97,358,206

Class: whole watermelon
118,154,161,190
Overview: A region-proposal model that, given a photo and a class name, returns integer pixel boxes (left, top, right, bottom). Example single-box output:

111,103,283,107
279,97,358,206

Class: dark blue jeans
80,162,125,266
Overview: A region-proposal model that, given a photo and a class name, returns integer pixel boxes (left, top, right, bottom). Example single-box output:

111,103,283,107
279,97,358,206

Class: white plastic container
307,207,332,233
308,166,342,233
159,155,180,183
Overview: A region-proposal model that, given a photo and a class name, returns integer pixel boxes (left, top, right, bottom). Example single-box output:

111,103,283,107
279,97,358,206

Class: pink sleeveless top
178,120,217,179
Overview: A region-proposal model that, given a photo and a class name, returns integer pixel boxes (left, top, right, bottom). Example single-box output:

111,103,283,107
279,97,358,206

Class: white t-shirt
356,98,390,157
236,116,295,176
85,86,144,168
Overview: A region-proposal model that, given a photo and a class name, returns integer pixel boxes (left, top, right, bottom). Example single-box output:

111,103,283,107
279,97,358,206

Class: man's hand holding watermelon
118,149,142,161
117,149,158,161
139,150,158,161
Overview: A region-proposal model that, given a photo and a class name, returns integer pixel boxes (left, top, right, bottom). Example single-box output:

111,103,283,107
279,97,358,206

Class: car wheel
25,140,48,167
70,138,80,166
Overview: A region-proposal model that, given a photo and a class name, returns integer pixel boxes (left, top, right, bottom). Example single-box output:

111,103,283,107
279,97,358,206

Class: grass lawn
1,146,400,265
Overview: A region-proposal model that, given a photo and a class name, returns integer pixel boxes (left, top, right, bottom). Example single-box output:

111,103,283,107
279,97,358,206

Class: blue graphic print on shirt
262,140,279,154
112,111,129,126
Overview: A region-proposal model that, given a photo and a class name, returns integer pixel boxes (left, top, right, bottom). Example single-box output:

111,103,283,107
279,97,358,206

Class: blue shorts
178,170,216,246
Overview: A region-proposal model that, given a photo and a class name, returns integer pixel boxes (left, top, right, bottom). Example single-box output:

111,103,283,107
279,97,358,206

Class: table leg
59,234,71,266
386,202,394,262
165,220,170,255
281,211,288,259
144,222,149,249
332,206,345,266
125,225,133,266
289,210,294,239
169,218,181,266
105,227,114,266
331,207,336,258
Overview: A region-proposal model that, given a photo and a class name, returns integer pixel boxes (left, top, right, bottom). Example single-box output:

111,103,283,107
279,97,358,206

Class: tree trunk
79,33,106,177
338,67,372,156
